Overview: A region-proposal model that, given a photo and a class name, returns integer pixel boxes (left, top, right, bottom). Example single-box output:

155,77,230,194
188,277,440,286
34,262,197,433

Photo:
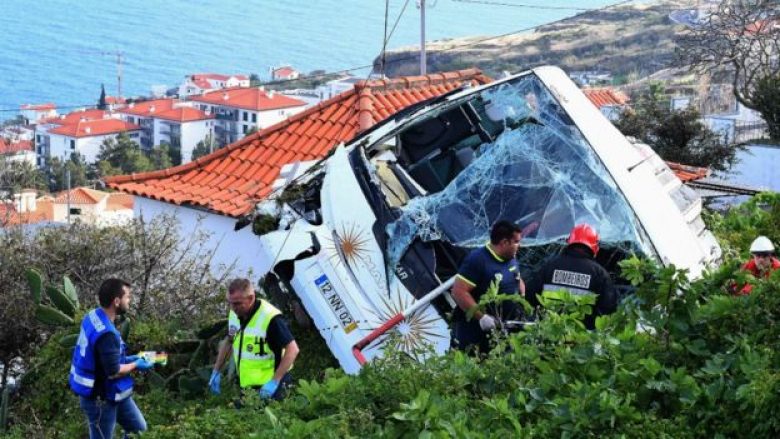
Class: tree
48,153,89,192
150,143,173,170
249,73,261,87
191,134,215,161
614,91,743,172
96,132,152,176
750,72,780,139
676,0,780,138
0,159,47,194
97,83,107,110
167,137,182,166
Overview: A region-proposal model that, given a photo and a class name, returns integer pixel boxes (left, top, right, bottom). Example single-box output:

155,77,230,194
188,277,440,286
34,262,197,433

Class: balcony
215,112,237,121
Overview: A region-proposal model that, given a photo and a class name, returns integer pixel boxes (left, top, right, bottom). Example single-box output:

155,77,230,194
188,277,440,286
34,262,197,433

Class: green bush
7,194,780,437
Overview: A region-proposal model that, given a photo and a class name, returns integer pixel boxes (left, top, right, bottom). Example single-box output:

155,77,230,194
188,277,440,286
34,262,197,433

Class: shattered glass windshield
383,73,655,271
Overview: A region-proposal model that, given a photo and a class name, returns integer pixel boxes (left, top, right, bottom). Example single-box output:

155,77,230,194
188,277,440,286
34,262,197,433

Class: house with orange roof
106,69,491,276
117,99,215,162
47,116,141,163
0,138,35,165
270,65,300,81
0,187,134,228
582,87,630,121
20,103,57,125
178,73,251,98
187,87,307,146
34,108,132,166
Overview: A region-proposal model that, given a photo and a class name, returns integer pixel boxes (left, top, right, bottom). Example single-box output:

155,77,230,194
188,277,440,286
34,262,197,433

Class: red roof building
106,69,491,217
49,118,141,138
0,139,33,154
582,87,630,108
119,99,176,117
188,87,306,112
21,103,56,111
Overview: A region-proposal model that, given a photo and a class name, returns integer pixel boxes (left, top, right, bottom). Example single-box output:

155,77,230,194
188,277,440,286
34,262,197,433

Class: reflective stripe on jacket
229,300,282,388
69,308,134,401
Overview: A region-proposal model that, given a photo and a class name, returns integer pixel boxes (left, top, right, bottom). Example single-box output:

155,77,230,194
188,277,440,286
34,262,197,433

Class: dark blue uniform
526,246,617,329
452,245,522,353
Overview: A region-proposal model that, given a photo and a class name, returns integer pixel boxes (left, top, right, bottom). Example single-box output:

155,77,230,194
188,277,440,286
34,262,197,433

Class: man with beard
450,220,526,354
69,278,155,438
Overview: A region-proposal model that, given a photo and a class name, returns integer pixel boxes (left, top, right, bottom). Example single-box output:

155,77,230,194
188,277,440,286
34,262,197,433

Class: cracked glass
384,74,655,275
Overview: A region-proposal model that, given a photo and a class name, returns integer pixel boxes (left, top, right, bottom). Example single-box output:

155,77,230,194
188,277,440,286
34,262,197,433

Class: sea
0,0,615,119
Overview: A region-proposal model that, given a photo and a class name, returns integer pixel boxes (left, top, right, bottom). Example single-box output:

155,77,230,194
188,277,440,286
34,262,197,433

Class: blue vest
69,308,134,402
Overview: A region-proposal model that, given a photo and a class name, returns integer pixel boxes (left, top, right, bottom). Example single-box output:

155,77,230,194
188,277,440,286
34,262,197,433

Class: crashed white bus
250,66,721,374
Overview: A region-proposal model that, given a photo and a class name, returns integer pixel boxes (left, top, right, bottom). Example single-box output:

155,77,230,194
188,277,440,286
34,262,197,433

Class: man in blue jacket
69,278,155,438
451,220,526,353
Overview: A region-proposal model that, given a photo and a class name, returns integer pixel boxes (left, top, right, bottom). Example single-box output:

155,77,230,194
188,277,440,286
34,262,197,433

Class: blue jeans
80,396,147,438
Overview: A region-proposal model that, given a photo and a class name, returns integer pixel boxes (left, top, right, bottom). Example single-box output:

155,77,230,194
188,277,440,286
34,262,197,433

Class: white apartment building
187,87,306,146
47,117,141,163
118,99,214,163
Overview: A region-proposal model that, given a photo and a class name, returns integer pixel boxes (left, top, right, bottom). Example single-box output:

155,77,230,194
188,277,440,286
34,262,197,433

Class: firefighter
526,224,616,329
208,278,299,400
734,236,780,295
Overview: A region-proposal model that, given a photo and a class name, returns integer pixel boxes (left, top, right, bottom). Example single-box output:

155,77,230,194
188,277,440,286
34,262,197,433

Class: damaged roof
104,69,492,217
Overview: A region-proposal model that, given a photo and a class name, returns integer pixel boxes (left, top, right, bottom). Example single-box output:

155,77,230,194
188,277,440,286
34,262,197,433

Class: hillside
377,0,690,80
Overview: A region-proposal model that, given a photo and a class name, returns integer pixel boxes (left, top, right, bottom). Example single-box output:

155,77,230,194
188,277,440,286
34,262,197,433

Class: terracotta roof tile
105,68,492,217
582,87,630,109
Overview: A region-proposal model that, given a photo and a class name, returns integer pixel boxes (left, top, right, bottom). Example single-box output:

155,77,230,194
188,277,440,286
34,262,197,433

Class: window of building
243,112,248,122
70,140,75,150
251,113,257,123
243,125,248,134
278,110,285,116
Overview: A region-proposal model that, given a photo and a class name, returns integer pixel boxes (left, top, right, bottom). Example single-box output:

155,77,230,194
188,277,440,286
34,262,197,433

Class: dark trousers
451,320,491,354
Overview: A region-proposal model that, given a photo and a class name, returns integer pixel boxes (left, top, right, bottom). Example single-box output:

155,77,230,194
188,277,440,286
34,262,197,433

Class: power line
452,0,591,11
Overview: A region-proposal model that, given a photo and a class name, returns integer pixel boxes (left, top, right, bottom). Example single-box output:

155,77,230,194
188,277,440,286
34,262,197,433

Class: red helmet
567,224,599,256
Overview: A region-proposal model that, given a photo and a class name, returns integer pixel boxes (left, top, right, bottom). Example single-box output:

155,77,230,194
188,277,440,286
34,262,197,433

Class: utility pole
419,0,427,75
66,167,71,224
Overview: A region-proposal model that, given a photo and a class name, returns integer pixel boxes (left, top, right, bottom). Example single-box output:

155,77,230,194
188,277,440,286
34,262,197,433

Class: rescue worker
208,278,299,400
734,235,780,295
451,220,526,353
526,224,616,329
69,278,154,439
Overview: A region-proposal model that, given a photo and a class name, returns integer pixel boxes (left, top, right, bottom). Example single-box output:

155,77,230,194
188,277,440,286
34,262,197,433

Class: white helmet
749,236,775,253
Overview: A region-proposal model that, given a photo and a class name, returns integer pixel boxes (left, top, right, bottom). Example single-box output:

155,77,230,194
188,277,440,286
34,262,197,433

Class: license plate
314,274,358,334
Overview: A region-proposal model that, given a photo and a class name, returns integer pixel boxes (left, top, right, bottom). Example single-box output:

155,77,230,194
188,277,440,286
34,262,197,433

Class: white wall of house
48,131,141,163
180,120,213,163
152,118,213,163
2,150,36,165
135,197,270,278
52,200,103,223
255,105,306,129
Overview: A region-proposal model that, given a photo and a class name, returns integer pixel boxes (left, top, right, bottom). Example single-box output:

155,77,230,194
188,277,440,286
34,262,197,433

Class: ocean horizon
0,0,614,119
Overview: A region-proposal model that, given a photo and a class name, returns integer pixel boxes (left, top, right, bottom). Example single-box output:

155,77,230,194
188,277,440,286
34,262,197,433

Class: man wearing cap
526,224,617,330
735,236,780,295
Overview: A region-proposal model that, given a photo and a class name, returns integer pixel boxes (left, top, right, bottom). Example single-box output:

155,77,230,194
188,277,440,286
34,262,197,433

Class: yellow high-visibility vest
228,300,281,388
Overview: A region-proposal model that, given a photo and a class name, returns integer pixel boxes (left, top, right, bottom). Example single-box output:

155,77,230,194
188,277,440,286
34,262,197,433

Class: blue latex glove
208,370,221,395
125,354,139,363
134,357,154,371
258,379,278,399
